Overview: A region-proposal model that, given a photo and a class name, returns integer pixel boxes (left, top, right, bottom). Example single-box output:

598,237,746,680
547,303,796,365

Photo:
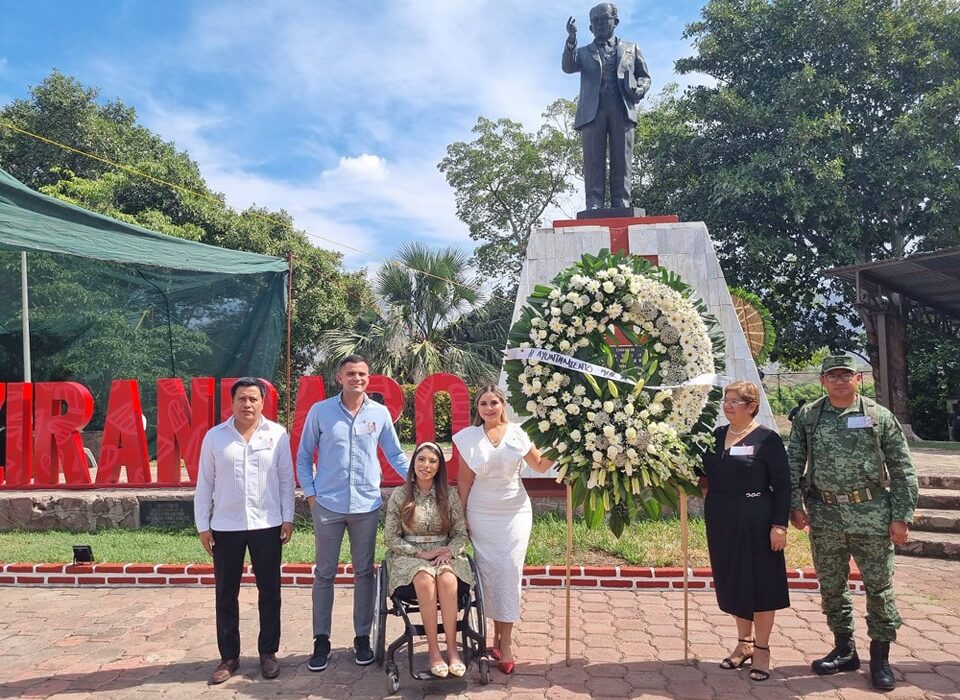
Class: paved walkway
913,447,960,483
2,556,960,699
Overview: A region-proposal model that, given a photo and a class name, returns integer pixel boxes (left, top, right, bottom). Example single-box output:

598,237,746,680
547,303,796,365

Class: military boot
869,640,896,691
811,633,860,675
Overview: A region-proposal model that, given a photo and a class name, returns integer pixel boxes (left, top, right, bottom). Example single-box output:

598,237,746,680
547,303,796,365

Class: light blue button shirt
296,393,408,513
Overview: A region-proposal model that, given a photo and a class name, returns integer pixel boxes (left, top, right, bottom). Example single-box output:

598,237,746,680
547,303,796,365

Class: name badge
354,421,377,435
250,436,274,451
730,445,754,456
847,416,874,429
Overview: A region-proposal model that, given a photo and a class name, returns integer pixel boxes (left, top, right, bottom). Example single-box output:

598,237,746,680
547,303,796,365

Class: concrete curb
0,562,864,592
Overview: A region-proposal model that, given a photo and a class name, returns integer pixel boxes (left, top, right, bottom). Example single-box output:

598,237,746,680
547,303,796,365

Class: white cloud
324,154,389,184
24,0,710,274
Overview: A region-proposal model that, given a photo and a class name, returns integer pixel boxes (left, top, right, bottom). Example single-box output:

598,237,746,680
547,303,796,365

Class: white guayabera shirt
194,417,295,532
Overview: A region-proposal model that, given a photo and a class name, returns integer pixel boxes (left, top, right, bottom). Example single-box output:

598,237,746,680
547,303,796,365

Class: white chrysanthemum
507,254,719,521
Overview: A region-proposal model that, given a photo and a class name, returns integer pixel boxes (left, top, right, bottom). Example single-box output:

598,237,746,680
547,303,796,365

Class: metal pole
286,252,294,426
679,487,690,663
20,251,31,382
565,483,573,665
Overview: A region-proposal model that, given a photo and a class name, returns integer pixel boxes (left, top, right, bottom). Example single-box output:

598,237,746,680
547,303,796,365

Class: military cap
820,355,858,374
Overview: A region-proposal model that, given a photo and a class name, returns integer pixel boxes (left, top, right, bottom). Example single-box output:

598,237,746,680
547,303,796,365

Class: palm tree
319,242,506,383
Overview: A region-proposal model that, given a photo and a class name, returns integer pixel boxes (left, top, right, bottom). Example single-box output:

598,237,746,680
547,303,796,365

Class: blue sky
0,0,709,273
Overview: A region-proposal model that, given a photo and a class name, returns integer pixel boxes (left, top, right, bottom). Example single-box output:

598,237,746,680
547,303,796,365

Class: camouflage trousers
809,529,901,642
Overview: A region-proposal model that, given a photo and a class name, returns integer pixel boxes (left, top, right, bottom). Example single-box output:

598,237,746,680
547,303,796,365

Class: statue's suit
563,37,651,209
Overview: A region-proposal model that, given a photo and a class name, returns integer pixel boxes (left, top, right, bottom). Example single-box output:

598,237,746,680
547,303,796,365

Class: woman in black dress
701,381,790,681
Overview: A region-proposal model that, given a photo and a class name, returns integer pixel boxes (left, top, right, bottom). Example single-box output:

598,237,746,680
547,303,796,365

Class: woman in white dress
453,384,552,674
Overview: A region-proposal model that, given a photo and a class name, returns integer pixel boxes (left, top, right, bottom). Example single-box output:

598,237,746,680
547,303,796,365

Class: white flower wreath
505,250,725,535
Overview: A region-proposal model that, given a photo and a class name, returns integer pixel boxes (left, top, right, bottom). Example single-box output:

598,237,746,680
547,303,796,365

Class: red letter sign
33,382,95,485
3,383,33,485
96,380,151,484
414,374,472,482
156,378,215,484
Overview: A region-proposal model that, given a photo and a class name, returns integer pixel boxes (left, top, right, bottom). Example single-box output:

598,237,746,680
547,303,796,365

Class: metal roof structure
826,247,960,423
827,246,960,334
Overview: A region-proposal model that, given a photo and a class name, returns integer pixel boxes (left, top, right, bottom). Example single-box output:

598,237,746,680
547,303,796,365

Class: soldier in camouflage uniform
787,355,918,691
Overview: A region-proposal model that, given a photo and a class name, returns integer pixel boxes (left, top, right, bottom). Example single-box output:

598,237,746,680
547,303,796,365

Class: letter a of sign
96,380,151,484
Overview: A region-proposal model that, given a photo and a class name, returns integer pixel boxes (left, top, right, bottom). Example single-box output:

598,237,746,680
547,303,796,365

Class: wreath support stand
679,487,691,663
565,483,573,666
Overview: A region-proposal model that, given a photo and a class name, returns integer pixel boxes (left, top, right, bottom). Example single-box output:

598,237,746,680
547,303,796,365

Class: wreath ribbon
503,347,635,384
504,347,731,390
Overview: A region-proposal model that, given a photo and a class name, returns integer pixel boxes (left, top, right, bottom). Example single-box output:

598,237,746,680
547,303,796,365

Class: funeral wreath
504,250,725,536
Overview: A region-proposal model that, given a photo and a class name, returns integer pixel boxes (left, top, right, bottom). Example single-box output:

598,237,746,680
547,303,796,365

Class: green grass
0,514,813,569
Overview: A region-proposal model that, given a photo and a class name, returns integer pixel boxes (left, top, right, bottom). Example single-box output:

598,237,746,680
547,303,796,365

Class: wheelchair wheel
478,657,490,685
386,660,400,693
372,563,388,665
464,558,487,664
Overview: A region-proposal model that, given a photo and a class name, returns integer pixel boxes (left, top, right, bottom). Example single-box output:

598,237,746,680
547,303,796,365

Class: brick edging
0,562,864,593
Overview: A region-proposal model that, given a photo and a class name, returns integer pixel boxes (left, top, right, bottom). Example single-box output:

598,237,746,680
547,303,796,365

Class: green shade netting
0,167,288,430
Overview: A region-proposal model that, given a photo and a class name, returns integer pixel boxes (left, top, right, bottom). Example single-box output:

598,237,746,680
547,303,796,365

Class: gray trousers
311,502,380,639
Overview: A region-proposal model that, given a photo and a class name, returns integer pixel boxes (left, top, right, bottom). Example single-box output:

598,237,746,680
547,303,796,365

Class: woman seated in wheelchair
384,441,475,678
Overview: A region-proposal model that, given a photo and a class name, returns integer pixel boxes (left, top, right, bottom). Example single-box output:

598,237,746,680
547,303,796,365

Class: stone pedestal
511,216,774,430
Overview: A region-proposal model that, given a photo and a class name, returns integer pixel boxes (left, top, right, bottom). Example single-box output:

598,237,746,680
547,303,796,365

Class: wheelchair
371,556,490,693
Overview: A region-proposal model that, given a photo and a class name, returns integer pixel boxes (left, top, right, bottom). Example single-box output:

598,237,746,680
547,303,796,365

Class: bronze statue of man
563,3,651,213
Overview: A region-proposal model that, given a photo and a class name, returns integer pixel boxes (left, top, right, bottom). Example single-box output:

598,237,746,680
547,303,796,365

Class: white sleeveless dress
452,423,532,622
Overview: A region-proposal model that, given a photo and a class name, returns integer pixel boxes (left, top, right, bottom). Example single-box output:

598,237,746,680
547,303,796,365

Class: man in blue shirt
296,354,408,671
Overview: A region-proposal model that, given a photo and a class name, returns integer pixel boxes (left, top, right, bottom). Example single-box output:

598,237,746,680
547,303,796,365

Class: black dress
702,425,790,620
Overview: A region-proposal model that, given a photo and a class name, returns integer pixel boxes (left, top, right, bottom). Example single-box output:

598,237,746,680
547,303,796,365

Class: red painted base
551,215,676,257
552,214,679,228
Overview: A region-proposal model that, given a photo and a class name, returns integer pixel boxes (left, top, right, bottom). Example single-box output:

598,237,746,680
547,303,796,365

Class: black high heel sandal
720,638,754,669
750,644,771,681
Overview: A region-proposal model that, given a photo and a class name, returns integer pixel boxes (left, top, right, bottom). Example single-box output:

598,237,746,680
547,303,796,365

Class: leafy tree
637,0,960,424
906,325,960,440
0,70,205,193
0,71,374,421
319,242,499,383
438,99,579,293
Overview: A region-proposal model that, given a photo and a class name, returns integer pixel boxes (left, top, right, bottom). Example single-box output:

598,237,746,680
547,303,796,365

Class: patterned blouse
384,484,474,594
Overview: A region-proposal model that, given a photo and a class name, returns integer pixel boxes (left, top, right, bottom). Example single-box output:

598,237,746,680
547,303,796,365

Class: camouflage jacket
787,395,918,535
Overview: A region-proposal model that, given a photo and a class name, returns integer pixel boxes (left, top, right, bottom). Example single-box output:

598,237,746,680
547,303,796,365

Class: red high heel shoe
498,657,515,674
487,647,501,661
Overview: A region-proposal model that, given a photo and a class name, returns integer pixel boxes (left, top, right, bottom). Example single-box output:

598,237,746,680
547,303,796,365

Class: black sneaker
308,635,330,672
354,635,374,666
